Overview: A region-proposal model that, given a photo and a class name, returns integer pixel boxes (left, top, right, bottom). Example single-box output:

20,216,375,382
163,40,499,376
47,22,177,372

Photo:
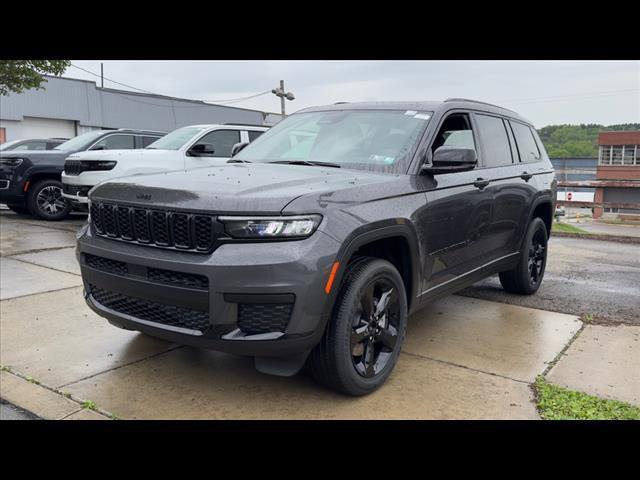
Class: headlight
219,215,322,239
0,158,24,167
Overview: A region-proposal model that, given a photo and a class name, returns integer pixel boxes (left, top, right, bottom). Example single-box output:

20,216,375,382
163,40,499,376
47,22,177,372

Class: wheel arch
329,221,422,312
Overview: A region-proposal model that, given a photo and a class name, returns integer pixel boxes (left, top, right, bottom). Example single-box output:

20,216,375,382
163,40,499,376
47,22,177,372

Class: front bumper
77,223,341,357
62,183,91,204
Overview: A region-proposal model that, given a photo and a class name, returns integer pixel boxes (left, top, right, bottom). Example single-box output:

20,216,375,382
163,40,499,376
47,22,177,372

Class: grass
535,377,640,420
82,400,97,411
552,222,589,234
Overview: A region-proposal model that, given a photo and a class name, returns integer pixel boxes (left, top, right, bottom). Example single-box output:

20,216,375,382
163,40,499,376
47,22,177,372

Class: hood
90,163,397,214
0,149,70,162
67,149,173,161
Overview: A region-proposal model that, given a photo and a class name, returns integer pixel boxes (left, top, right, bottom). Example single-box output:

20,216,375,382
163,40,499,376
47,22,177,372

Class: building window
600,145,611,165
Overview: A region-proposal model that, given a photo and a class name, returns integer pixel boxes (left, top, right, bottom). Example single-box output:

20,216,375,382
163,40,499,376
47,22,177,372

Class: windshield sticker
370,154,395,164
404,110,418,116
414,113,431,120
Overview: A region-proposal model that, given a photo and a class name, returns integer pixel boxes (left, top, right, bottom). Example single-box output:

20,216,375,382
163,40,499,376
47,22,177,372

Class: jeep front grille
90,202,218,252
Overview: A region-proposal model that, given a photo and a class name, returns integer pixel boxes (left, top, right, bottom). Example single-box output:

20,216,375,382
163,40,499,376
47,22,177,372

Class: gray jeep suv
76,99,556,395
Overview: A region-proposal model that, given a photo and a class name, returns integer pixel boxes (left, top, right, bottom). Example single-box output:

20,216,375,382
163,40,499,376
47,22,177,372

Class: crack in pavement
400,350,531,385
7,254,81,277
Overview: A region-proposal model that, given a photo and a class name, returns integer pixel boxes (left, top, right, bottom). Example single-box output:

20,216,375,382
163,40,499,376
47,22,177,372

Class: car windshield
145,126,209,150
234,109,432,173
0,140,22,151
54,130,109,152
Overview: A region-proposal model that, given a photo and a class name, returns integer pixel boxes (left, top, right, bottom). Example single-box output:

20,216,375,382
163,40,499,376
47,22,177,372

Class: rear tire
6,204,30,215
26,179,71,221
499,217,548,295
307,257,407,396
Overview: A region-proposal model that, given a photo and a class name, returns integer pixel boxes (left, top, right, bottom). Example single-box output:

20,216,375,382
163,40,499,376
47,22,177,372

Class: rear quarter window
510,121,541,162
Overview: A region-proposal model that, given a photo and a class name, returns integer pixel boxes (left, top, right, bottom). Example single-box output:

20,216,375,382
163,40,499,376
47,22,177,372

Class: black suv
77,99,556,395
0,129,165,220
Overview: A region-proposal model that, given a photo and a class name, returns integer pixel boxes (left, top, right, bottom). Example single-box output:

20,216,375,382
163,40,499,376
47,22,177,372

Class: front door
184,129,242,170
420,112,494,295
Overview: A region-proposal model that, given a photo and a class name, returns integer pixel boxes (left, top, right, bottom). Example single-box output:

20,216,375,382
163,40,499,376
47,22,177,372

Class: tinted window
510,121,541,162
195,130,241,157
91,134,135,151
15,142,47,151
248,130,264,142
475,114,513,167
141,136,161,147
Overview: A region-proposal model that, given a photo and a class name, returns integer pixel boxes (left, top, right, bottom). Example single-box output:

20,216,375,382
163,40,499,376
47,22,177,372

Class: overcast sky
65,61,639,127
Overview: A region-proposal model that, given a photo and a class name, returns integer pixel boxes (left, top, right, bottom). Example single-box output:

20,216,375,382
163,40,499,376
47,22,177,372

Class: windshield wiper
268,160,341,168
227,158,252,163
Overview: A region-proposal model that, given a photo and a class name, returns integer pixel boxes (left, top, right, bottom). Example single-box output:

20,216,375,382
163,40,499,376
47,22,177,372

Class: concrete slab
63,347,539,420
12,247,80,275
404,295,582,382
0,286,177,388
0,257,82,300
0,226,77,256
0,372,80,420
547,325,640,405
63,409,109,420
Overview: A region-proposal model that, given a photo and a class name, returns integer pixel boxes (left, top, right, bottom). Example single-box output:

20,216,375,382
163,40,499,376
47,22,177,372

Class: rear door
472,113,534,260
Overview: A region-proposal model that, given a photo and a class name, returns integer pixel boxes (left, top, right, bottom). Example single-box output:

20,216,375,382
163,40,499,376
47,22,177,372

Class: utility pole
272,80,295,116
100,63,104,88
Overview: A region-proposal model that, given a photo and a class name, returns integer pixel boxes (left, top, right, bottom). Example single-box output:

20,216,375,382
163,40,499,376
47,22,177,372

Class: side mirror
189,143,215,157
421,146,477,174
231,142,249,157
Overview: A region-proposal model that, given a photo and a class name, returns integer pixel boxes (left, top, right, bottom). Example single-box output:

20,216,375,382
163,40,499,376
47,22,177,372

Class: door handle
521,172,533,181
474,178,490,190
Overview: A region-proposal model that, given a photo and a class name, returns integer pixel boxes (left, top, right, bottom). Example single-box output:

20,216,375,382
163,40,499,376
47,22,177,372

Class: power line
68,63,271,106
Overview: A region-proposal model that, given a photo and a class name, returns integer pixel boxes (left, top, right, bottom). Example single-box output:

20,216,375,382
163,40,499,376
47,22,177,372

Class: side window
474,114,513,167
141,136,160,148
16,142,46,150
46,142,60,150
248,130,264,142
195,130,241,157
431,113,476,154
509,121,541,162
91,134,135,150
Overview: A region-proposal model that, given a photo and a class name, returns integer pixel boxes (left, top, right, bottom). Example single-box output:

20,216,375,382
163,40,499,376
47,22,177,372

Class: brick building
594,131,640,219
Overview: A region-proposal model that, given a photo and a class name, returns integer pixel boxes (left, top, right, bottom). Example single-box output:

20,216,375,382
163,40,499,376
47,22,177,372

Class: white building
0,75,283,143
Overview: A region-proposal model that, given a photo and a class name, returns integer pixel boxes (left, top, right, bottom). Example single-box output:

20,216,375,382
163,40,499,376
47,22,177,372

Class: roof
297,99,532,125
598,131,640,145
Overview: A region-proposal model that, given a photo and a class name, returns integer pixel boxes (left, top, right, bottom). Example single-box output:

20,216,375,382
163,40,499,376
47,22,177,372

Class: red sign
567,192,573,201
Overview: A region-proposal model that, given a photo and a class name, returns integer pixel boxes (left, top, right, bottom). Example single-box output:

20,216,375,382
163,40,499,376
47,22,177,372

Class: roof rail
222,123,268,128
444,98,518,114
116,128,167,134
334,101,349,104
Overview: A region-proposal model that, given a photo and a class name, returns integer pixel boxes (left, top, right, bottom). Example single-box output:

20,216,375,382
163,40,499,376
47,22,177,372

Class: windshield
145,126,209,150
54,130,109,152
235,109,432,173
0,140,21,151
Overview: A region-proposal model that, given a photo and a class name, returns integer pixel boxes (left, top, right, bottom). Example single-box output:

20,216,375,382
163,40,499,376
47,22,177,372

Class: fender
520,193,554,250
326,219,422,314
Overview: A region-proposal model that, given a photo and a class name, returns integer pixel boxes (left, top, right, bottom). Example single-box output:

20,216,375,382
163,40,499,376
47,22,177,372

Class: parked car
61,124,268,208
0,138,66,151
77,99,556,395
0,129,166,220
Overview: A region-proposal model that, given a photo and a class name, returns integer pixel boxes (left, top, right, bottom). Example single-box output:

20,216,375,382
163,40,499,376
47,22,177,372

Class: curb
552,231,640,244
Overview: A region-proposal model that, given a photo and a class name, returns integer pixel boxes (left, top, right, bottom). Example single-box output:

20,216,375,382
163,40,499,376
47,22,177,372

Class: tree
0,60,71,96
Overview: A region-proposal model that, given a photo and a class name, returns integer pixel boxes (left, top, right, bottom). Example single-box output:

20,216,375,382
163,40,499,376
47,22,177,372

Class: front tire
26,179,71,221
308,257,407,396
499,217,548,295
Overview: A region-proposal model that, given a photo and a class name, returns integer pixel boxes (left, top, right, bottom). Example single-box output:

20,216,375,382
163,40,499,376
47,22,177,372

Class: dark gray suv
76,99,556,395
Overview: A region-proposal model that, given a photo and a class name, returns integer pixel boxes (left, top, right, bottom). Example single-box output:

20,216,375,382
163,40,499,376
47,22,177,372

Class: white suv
61,124,268,206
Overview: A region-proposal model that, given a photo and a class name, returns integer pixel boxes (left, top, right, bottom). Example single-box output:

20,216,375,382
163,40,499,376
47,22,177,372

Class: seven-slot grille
90,202,216,252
